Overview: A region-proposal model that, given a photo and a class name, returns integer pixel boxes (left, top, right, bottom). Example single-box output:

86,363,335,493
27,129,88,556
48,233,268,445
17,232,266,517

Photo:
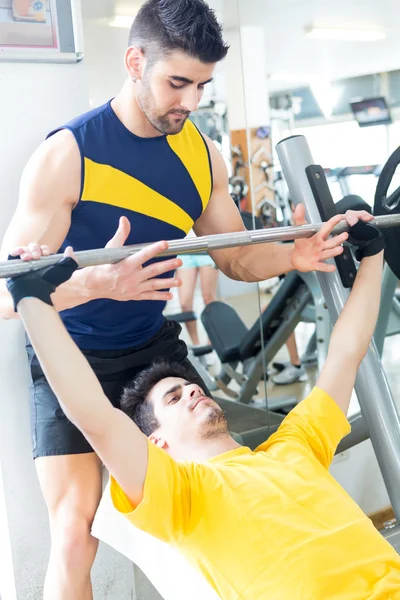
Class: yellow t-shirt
111,388,400,599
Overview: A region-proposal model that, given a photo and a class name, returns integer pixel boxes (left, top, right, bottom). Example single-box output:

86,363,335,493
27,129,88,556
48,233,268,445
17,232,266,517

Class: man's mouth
192,396,208,410
170,111,189,118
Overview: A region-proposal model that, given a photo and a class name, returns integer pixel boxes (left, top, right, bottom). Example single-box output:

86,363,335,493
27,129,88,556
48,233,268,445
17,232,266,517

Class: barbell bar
1,213,399,280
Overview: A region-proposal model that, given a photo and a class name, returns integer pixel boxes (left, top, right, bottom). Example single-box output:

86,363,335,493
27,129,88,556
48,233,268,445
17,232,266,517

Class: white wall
0,57,137,600
331,441,390,515
82,19,128,107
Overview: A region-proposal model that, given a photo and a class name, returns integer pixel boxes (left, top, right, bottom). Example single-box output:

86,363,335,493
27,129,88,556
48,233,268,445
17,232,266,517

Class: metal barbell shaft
1,213,399,279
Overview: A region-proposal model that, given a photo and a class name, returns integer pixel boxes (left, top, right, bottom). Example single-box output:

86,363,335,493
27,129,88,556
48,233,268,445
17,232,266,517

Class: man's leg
36,453,102,600
26,343,115,600
199,264,218,307
286,332,301,366
271,332,307,385
178,266,200,345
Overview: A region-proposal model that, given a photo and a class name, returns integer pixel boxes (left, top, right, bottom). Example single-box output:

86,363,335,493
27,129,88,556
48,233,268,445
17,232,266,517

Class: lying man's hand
7,246,78,310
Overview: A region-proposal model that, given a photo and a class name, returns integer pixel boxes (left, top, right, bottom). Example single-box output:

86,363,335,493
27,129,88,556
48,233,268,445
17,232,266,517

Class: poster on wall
0,0,83,62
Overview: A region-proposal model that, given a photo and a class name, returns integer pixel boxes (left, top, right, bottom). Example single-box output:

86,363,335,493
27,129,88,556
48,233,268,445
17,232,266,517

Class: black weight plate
374,146,400,279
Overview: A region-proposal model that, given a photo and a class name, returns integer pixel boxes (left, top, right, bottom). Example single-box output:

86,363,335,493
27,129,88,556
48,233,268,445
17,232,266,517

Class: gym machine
276,134,400,551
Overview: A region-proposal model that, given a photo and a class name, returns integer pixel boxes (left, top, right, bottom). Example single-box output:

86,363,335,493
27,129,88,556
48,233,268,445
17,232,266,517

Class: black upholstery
201,301,248,363
166,311,196,323
191,344,213,357
239,272,304,361
202,272,305,364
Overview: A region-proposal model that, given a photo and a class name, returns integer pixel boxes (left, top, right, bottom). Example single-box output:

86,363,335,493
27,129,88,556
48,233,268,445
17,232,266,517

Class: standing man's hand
84,217,182,302
291,205,374,273
9,217,183,303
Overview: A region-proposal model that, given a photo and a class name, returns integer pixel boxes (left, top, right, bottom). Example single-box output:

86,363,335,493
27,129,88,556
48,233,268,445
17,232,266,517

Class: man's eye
170,83,184,90
168,396,179,405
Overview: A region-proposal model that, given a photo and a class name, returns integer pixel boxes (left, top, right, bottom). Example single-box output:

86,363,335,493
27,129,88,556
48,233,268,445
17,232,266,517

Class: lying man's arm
9,247,158,507
262,220,384,466
317,249,383,415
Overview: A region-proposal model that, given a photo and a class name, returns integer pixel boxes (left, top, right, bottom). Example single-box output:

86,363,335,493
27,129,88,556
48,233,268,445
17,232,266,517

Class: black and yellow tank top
48,100,213,349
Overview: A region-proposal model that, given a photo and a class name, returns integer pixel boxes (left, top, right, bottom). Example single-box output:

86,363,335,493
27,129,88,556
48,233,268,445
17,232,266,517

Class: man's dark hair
128,0,229,65
121,360,205,436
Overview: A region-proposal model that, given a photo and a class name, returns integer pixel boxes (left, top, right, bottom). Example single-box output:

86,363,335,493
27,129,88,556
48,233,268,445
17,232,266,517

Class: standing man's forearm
225,243,294,282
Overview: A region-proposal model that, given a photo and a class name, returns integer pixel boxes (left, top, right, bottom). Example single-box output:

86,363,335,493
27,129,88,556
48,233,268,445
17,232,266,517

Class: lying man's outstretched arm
261,217,385,467
7,246,164,506
316,222,384,415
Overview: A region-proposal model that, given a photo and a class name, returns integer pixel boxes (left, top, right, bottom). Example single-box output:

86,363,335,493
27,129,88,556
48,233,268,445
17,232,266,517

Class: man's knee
202,292,215,306
180,299,194,313
50,508,98,568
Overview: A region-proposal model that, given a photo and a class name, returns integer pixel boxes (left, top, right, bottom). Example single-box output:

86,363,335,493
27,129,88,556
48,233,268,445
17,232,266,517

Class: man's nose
186,384,202,405
180,87,199,113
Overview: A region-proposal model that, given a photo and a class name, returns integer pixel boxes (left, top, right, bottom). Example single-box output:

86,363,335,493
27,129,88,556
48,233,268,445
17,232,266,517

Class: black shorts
26,319,206,459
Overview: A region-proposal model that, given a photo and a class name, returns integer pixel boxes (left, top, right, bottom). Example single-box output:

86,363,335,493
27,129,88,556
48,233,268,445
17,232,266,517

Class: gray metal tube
336,413,369,454
276,134,400,519
374,265,398,356
1,214,399,279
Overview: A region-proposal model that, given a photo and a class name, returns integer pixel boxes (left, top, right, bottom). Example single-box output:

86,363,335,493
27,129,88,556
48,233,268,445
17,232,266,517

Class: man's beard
200,406,229,440
137,82,190,135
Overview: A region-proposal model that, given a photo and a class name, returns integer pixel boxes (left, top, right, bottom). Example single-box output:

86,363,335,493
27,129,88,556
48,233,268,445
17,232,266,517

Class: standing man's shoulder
24,128,82,211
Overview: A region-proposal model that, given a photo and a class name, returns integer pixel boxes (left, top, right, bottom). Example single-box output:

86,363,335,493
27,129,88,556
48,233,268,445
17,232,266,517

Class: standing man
0,1,353,598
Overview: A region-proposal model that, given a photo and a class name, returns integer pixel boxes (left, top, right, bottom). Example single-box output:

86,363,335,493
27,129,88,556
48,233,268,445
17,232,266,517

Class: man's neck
111,79,163,139
178,434,242,462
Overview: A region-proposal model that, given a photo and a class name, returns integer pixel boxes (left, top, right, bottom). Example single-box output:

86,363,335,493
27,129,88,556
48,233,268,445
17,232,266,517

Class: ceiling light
109,15,136,29
305,26,386,42
269,73,316,83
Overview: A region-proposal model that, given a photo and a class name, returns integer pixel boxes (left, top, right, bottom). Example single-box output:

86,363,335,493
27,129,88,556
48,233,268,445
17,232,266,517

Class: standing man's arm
0,130,181,320
0,129,79,318
194,137,374,281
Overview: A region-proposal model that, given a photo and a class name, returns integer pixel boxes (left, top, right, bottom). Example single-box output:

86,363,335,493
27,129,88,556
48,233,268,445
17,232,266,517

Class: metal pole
276,134,400,519
1,214,400,280
374,265,398,357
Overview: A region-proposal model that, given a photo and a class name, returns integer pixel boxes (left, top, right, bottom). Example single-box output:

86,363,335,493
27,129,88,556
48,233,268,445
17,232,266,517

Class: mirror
237,0,400,513
161,0,274,440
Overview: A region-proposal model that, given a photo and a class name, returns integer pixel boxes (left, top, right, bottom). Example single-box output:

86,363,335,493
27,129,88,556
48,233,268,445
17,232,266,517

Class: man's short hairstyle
121,360,205,436
128,0,229,66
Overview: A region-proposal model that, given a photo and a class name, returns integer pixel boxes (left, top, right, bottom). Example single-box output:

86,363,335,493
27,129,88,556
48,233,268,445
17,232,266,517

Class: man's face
148,377,228,453
136,51,216,135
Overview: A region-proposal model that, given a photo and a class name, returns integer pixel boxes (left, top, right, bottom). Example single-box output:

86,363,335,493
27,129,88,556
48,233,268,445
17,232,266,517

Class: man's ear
125,46,145,81
149,431,168,450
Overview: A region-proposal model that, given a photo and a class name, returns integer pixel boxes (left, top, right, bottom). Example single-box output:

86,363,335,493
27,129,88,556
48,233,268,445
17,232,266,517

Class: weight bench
201,271,312,411
92,481,219,600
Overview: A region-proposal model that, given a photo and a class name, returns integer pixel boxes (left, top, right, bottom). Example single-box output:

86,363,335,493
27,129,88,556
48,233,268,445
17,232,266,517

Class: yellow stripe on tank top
166,120,212,211
81,158,194,234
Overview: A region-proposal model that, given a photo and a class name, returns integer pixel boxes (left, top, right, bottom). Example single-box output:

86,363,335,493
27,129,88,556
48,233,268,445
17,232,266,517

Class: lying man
7,214,400,600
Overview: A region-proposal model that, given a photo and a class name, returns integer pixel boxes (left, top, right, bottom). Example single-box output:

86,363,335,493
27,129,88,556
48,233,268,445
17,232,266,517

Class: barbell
1,213,399,280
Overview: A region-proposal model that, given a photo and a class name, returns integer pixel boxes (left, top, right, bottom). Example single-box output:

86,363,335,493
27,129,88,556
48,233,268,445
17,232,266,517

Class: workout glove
347,221,384,262
6,257,78,311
